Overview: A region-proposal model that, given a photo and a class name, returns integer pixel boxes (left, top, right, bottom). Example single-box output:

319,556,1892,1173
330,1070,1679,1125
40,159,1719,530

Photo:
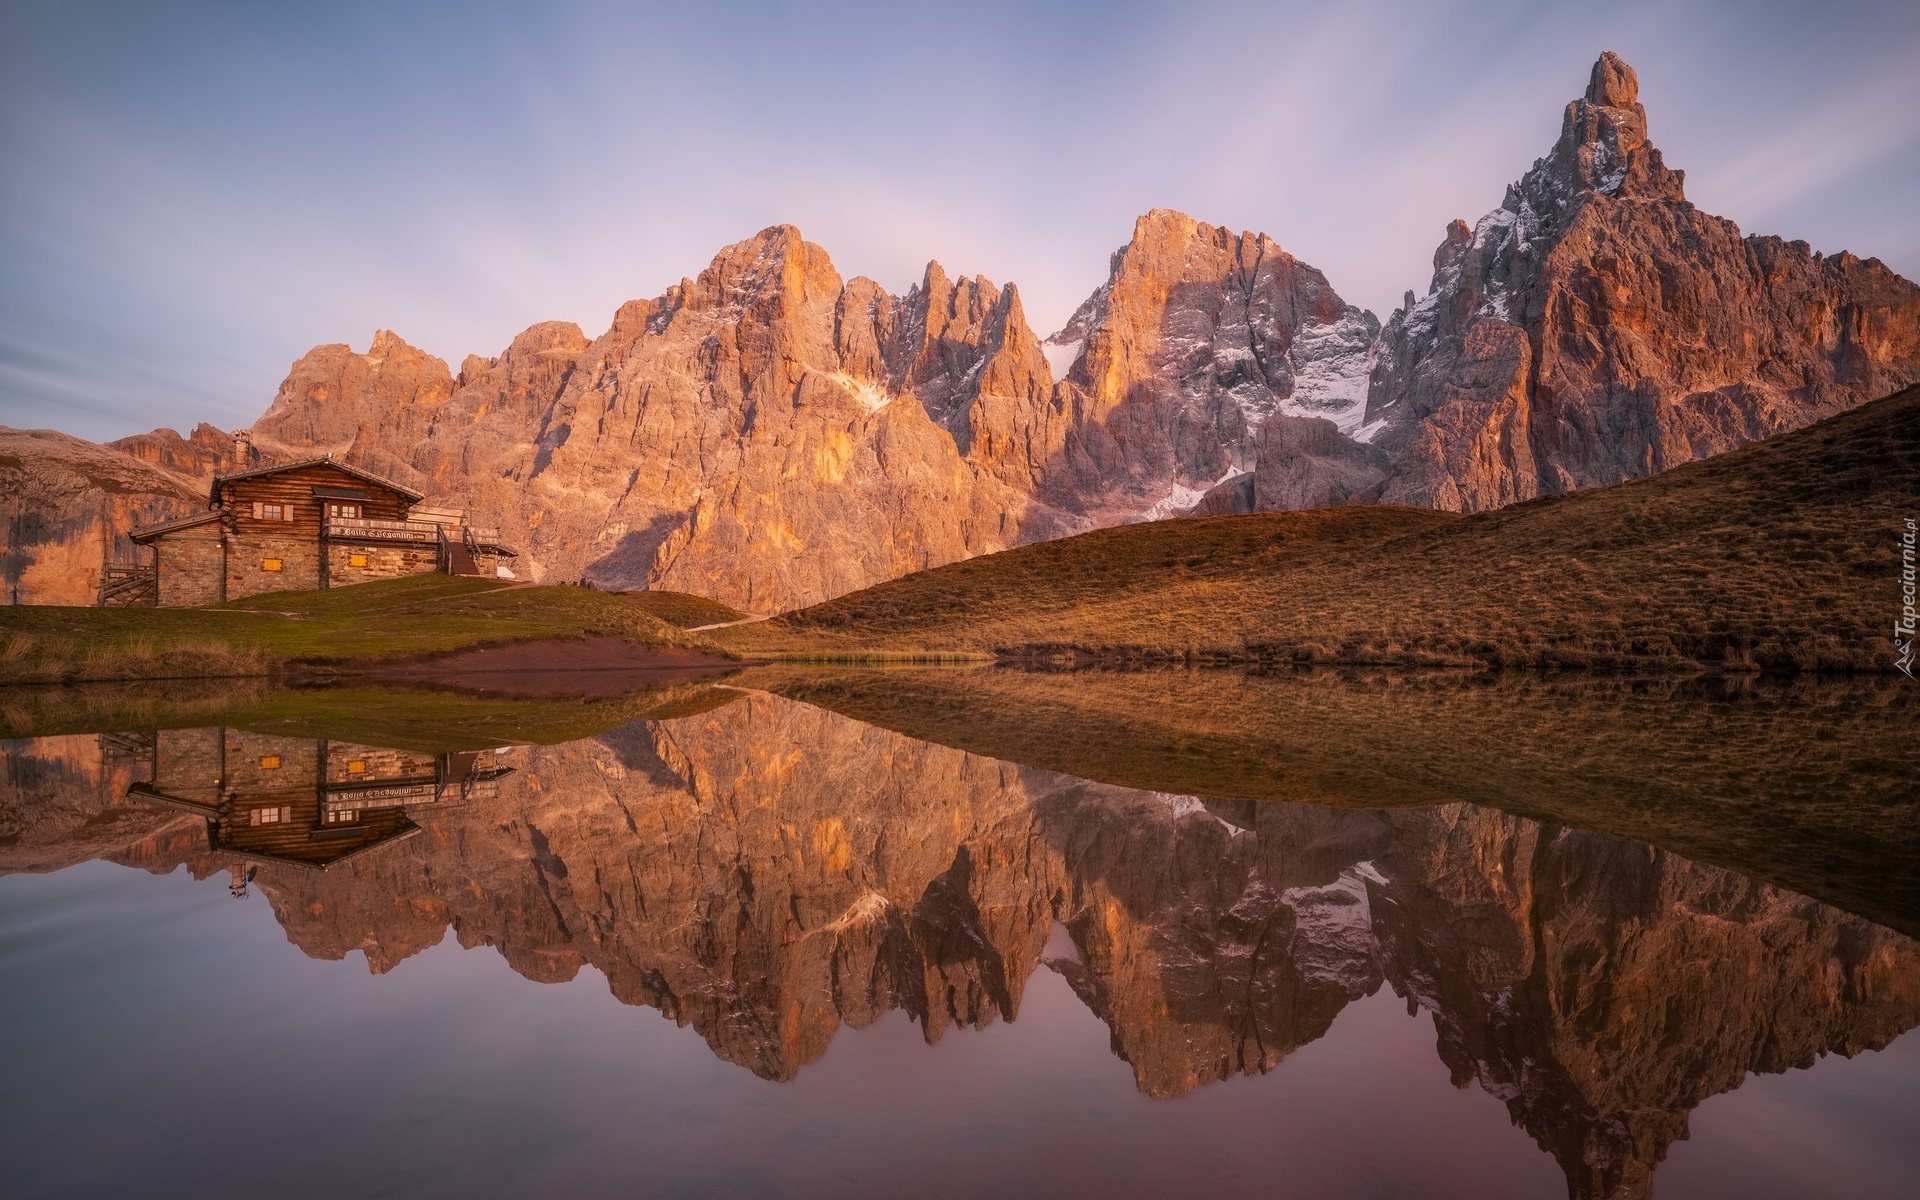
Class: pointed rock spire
1585,50,1638,108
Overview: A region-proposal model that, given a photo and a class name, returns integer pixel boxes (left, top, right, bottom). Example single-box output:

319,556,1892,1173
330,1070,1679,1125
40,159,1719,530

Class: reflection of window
249,806,290,825
348,553,368,567
346,760,366,774
259,755,280,769
262,559,282,571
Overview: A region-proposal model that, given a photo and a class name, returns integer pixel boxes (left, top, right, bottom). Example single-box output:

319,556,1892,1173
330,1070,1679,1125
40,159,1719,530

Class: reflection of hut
116,458,517,606
126,728,510,871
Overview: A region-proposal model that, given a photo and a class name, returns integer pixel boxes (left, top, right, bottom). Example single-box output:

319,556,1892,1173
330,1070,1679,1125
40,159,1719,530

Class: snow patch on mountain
826,372,893,414
1281,310,1378,435
1042,337,1084,383
1140,467,1246,522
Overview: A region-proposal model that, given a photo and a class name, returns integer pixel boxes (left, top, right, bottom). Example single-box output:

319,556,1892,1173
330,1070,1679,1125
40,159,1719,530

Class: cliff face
237,231,1066,607
1340,51,1920,512
1038,209,1379,526
107,422,252,488
233,212,1377,601
10,694,1916,1198
6,52,1917,609
0,428,205,606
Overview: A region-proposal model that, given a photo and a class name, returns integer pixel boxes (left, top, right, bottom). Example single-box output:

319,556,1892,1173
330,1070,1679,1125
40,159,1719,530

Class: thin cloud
1,0,1915,442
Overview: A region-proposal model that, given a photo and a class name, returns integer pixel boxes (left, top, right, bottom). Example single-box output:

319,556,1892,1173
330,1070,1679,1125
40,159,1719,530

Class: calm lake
2,670,1917,1199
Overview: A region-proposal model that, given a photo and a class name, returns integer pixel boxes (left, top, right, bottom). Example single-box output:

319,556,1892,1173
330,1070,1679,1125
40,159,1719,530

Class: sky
2,0,1917,443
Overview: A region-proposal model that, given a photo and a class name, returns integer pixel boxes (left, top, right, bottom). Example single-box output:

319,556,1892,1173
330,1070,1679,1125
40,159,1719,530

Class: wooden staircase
98,564,157,607
439,526,482,577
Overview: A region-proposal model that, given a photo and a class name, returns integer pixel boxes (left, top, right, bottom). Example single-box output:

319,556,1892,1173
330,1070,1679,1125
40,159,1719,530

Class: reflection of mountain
752,666,1920,937
4,691,1916,1200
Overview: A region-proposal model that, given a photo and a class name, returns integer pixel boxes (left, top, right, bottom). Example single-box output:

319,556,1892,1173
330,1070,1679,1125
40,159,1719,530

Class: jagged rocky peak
1520,49,1684,210
107,421,251,485
1350,48,1920,515
697,223,840,308
1071,208,1376,432
249,329,454,459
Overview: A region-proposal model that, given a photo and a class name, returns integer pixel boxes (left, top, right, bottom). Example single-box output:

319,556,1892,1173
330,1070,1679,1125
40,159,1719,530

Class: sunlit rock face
243,230,1065,608
0,428,206,606
1347,50,1920,512
230,210,1380,605
1039,208,1378,528
107,422,249,489
248,328,459,479
12,689,1916,1200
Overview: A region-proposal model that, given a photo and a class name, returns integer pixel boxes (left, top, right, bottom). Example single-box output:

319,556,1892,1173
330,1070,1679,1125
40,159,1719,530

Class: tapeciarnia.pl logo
1898,516,1917,678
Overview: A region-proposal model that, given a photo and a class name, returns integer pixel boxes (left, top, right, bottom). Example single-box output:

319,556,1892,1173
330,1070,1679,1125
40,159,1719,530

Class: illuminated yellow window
346,760,366,774
262,558,283,572
259,755,280,769
349,553,368,567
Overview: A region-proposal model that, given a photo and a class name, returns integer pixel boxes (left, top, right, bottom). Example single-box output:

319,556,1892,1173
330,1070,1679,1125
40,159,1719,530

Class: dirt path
687,613,773,633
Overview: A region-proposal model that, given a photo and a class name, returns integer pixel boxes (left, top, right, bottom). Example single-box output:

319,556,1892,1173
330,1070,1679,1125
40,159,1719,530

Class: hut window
326,502,362,519
346,760,366,774
349,553,368,567
262,558,283,572
259,755,281,769
254,502,287,521
249,806,290,826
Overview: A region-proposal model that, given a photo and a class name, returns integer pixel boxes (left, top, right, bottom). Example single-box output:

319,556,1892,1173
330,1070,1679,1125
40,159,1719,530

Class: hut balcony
323,515,444,545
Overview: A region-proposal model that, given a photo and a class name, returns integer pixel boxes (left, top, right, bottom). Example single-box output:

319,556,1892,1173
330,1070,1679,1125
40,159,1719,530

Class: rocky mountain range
8,693,1917,1200
3,51,1916,609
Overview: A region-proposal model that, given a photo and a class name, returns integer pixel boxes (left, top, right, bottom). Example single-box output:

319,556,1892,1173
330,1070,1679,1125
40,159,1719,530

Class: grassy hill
0,575,723,684
723,384,1920,672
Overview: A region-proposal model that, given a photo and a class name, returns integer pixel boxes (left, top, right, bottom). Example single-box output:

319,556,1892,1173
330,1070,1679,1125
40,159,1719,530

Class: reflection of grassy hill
0,676,742,750
0,574,720,684
744,665,1920,938
726,385,1920,672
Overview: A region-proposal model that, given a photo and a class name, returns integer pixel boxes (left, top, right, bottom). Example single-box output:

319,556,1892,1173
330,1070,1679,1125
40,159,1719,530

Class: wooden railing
325,516,507,549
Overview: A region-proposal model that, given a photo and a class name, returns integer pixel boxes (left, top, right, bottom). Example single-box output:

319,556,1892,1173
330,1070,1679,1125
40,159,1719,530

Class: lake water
2,672,1917,1199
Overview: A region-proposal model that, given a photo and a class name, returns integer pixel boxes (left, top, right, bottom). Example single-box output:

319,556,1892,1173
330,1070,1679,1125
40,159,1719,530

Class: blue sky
3,0,1916,441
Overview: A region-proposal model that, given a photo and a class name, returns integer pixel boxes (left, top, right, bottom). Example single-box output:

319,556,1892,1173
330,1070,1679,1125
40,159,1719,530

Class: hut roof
128,512,222,543
211,456,423,503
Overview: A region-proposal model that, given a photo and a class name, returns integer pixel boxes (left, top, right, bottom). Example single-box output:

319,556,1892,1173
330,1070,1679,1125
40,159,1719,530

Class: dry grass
617,590,748,629
723,385,1920,673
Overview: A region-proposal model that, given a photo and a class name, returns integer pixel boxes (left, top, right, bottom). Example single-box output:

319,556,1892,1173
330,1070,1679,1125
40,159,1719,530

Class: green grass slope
726,384,1920,672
